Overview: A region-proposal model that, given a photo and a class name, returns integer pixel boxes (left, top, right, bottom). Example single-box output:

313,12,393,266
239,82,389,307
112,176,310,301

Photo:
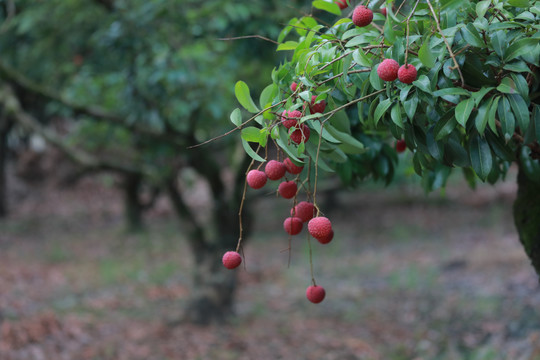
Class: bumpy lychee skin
278,181,297,199
395,139,407,153
398,64,417,84
222,251,242,269
377,59,399,81
284,158,304,175
281,110,302,129
246,170,267,189
352,6,373,27
309,95,326,114
308,216,333,241
306,285,326,304
290,124,310,144
291,201,315,223
317,229,334,244
265,160,286,181
283,217,303,235
335,0,348,10
290,82,297,92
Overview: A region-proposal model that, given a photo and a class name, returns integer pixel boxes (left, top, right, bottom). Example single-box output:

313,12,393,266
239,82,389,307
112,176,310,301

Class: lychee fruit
222,251,242,269
290,124,310,144
381,7,387,16
246,170,267,189
265,160,286,180
317,229,334,244
284,158,304,175
308,216,333,241
335,0,348,10
377,58,399,81
290,82,297,92
290,201,315,223
278,181,298,199
398,64,417,84
283,217,303,235
352,6,373,27
306,285,326,304
281,109,302,129
309,95,326,114
395,139,407,153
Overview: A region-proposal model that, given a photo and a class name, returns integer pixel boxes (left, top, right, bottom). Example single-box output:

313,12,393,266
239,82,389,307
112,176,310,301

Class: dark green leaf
507,94,530,131
235,81,259,113
504,38,540,62
241,139,265,163
390,104,404,129
419,36,436,68
374,99,393,126
469,134,493,181
461,23,486,48
498,97,516,141
455,98,475,127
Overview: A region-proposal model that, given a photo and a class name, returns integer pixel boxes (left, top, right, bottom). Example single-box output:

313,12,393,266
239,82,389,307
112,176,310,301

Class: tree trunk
513,162,540,277
123,172,144,231
0,118,13,217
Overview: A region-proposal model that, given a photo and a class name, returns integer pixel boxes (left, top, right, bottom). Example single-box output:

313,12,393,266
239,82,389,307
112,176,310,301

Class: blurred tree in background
0,0,309,324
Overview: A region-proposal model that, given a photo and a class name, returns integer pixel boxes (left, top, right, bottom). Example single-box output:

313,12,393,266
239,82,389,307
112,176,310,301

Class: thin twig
426,0,465,87
218,35,279,45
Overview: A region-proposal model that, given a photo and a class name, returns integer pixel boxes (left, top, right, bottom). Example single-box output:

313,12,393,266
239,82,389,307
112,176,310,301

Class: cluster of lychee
223,153,334,304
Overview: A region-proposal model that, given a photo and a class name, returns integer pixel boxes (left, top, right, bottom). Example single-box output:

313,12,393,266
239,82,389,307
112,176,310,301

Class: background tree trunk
123,172,144,231
513,160,540,277
0,118,13,217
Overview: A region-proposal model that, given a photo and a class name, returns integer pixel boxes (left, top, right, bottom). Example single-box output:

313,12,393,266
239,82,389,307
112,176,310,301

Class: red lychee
246,170,267,189
290,124,310,144
352,6,373,27
317,229,334,244
283,217,303,235
308,216,333,241
281,110,302,129
290,201,315,223
381,7,387,16
377,59,399,81
306,285,326,304
309,95,326,114
222,251,242,269
265,160,286,181
284,158,304,175
398,64,417,84
290,82,297,92
335,0,348,10
278,181,298,199
395,139,407,153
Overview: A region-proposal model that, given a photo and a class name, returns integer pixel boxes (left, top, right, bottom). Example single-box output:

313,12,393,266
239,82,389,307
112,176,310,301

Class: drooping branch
0,83,150,176
0,60,187,145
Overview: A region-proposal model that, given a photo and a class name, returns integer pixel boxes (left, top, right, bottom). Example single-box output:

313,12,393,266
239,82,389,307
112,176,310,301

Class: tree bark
123,172,144,232
0,118,13,217
513,161,540,277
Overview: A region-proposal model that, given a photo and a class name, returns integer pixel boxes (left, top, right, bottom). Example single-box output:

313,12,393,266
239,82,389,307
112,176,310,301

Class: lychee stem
312,121,324,215
426,0,465,87
307,231,317,287
404,0,420,67
236,159,255,254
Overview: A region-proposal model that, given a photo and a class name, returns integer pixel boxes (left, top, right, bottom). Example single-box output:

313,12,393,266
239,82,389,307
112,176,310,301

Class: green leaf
277,41,299,51
476,0,491,17
412,75,432,93
419,36,436,68
369,66,384,90
312,0,341,15
352,49,372,67
241,126,263,143
471,87,495,106
455,98,475,127
469,134,493,181
498,97,516,141
259,84,278,109
474,99,492,134
497,77,518,94
487,96,500,133
390,104,404,129
504,38,540,62
374,99,393,126
235,81,259,113
241,139,265,163
277,127,303,163
491,31,506,58
534,105,540,142
432,88,470,97
461,23,486,48
507,0,529,7
325,125,366,154
230,108,242,127
434,112,457,141
403,95,419,120
507,94,530,131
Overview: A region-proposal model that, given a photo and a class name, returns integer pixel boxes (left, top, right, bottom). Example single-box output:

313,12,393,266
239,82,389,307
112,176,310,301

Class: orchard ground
1,166,540,359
